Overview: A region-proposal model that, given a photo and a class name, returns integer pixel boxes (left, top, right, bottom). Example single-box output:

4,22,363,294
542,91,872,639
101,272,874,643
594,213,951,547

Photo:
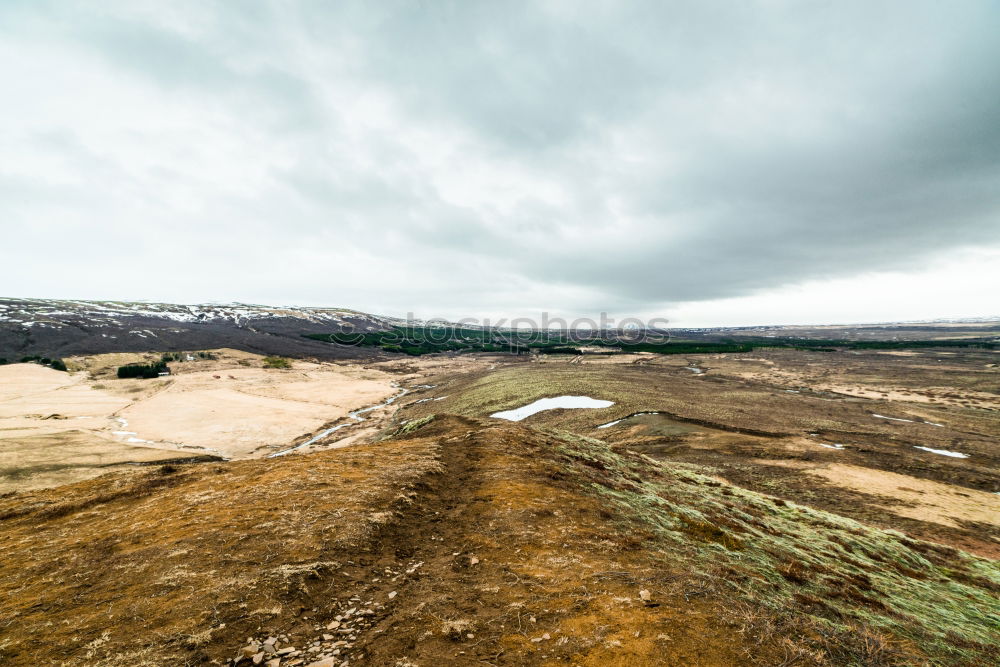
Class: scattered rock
303,659,337,667
441,619,473,640
639,589,652,602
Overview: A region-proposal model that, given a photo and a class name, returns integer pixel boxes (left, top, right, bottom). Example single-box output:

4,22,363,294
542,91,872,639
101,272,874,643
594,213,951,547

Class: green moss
397,414,436,435
548,431,1000,665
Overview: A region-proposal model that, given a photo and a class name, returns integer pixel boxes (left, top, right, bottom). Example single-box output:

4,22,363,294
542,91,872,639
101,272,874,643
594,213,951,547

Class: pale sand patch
731,366,999,409
807,463,1000,530
0,430,188,494
0,363,130,418
115,365,397,459
0,357,400,490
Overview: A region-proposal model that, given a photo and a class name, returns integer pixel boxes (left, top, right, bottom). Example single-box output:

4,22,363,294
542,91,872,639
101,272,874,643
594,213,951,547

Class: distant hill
0,298,403,361
3,297,998,362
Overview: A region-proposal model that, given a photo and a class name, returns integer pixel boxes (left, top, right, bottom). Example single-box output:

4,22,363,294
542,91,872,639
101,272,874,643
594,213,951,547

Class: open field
398,347,1000,558
0,342,998,665
0,350,405,492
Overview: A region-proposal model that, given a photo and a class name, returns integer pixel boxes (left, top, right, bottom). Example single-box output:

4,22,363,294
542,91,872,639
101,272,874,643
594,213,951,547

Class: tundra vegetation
0,328,997,665
307,326,997,357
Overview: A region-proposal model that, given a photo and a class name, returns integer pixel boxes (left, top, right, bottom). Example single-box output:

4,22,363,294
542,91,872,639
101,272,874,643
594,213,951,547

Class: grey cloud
2,0,999,319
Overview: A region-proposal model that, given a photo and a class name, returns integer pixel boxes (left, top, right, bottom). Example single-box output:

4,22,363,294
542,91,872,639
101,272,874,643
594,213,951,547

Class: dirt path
236,418,766,666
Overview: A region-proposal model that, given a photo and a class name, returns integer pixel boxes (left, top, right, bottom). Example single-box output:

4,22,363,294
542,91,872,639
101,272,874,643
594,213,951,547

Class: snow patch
914,446,969,459
872,413,915,423
491,396,614,422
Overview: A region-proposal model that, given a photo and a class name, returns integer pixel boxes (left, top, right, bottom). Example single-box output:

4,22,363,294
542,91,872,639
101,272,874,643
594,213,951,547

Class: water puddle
490,396,614,422
596,412,706,437
413,395,448,404
872,413,914,423
873,413,947,428
598,412,661,429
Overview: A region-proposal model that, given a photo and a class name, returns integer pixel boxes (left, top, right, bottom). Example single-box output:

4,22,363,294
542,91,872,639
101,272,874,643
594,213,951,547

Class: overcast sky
2,1,998,327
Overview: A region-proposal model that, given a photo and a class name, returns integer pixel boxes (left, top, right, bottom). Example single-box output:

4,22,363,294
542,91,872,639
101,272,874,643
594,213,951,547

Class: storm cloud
2,1,998,324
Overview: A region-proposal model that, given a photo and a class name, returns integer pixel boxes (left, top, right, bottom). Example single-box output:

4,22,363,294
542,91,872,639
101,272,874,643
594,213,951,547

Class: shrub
14,355,67,371
262,356,292,369
117,362,169,379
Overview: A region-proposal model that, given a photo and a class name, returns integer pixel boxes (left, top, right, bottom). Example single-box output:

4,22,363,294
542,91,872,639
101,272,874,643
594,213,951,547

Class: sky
2,1,999,328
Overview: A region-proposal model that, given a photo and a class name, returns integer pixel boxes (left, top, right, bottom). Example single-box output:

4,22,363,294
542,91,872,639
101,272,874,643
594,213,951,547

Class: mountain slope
1,415,996,666
0,298,398,361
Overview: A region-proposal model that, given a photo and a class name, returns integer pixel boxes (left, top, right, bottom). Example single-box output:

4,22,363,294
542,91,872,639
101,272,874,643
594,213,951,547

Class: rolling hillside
1,415,997,666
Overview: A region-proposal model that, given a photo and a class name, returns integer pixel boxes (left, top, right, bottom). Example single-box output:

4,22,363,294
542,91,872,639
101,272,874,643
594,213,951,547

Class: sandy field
807,462,1000,529
0,363,184,493
0,351,400,492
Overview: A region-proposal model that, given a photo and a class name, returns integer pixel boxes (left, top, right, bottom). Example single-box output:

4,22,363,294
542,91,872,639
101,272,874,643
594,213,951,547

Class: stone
639,589,652,602
265,660,281,667
326,620,340,630
252,652,265,665
303,659,337,667
387,591,397,599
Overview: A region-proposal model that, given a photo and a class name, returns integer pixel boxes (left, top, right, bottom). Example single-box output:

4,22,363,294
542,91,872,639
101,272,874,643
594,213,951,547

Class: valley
0,303,998,665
